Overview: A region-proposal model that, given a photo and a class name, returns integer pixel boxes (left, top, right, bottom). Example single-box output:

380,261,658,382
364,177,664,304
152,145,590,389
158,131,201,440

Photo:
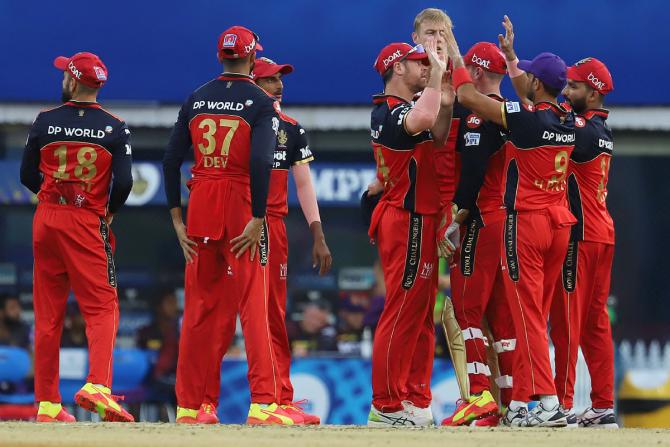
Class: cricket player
444,24,576,427
201,57,332,425
162,26,284,424
439,42,516,427
20,52,134,422
549,57,617,428
367,38,453,427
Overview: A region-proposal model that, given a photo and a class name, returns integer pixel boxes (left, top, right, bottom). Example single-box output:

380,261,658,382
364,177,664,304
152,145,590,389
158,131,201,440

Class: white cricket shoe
578,407,619,428
367,405,415,428
401,401,434,426
506,403,567,427
562,406,578,428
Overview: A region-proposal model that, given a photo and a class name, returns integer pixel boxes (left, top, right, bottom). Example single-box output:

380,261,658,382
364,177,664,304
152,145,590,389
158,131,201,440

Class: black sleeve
20,114,43,194
163,98,192,209
249,100,279,218
291,123,314,165
107,122,134,214
453,141,492,212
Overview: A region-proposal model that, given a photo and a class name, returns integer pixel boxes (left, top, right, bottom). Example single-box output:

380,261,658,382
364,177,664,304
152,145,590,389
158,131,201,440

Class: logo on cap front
93,66,107,81
383,50,403,69
222,34,237,47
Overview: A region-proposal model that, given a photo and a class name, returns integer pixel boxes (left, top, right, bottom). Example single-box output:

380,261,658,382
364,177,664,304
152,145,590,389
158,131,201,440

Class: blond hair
413,8,453,32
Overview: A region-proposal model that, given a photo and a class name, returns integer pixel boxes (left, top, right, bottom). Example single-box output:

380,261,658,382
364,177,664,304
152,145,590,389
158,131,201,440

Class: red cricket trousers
372,206,438,412
501,209,573,402
203,214,293,406
175,193,280,409
550,240,615,409
32,203,119,403
451,215,515,406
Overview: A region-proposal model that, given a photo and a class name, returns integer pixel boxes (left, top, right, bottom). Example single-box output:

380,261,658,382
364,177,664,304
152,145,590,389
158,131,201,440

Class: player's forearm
405,87,441,134
506,59,532,106
169,206,184,226
293,163,321,226
431,104,453,146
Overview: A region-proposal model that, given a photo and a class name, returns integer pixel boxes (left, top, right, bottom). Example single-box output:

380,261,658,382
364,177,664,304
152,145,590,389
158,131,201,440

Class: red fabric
452,66,474,92
464,42,507,74
175,189,279,409
372,207,438,412
434,120,459,210
33,204,119,402
451,218,514,405
500,211,571,402
550,241,615,409
53,52,108,88
566,58,613,94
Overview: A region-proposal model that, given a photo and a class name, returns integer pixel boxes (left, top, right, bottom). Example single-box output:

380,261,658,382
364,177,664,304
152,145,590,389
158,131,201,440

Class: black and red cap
567,57,613,95
373,43,429,76
464,42,507,74
252,57,294,79
53,52,108,89
218,26,263,61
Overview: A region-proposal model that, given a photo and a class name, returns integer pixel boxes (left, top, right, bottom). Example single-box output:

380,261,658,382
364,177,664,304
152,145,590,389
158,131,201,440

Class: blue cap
518,52,567,91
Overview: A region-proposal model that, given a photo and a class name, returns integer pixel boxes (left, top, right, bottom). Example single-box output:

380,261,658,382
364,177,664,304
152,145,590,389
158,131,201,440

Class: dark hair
382,67,394,86
539,80,561,98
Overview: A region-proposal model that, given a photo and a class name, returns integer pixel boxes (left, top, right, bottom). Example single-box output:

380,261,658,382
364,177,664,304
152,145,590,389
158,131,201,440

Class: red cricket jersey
567,109,614,244
266,113,313,218
371,94,440,216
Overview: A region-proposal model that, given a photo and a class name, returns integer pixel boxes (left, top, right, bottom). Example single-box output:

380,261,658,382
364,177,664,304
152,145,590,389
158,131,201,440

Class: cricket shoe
176,406,198,424
578,407,618,428
562,406,578,428
367,405,416,427
36,402,76,423
470,413,501,427
502,406,528,427
282,400,320,425
247,403,295,425
197,403,219,424
440,390,498,426
74,383,134,422
401,401,434,426
511,402,568,427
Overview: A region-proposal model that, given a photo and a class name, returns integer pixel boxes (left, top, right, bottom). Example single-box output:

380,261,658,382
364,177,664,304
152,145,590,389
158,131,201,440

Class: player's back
568,110,614,244
30,101,128,216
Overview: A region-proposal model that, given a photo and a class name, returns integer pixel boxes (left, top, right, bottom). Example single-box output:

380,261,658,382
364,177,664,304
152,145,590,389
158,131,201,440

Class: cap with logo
218,26,263,61
252,57,294,79
464,42,506,74
53,52,108,89
567,57,613,95
373,43,429,76
518,52,567,91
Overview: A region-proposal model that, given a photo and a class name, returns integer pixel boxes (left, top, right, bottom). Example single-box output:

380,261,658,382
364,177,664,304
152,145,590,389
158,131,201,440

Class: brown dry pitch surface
0,422,669,447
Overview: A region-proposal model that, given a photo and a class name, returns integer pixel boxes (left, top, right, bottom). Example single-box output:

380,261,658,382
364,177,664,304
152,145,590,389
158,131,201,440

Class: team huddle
18,6,615,430
365,9,616,428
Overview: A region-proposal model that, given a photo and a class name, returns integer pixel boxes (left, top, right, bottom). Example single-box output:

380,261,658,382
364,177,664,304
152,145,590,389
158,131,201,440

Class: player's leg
549,239,583,420
369,209,436,426
32,206,75,423
578,242,617,428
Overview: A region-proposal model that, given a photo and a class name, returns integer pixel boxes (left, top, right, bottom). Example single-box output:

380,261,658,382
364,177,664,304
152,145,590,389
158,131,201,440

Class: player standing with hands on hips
21,52,134,422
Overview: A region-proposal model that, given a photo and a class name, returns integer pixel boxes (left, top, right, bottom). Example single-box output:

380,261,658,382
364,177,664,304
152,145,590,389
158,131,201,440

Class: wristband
452,66,473,92
506,58,525,78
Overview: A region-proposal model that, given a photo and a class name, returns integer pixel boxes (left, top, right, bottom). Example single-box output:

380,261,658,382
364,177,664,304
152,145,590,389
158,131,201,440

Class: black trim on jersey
259,219,269,267
403,157,418,212
402,213,423,290
98,218,117,288
504,159,519,210
504,211,519,282
567,173,584,241
562,240,578,292
460,218,480,277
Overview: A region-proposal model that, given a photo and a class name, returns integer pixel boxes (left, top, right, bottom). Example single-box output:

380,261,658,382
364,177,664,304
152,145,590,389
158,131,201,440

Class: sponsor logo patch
575,116,586,128
222,34,237,47
464,132,481,147
506,102,521,114
466,114,482,129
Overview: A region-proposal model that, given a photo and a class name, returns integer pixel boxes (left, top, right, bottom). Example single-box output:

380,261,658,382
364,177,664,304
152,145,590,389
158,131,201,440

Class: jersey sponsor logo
93,66,107,81
222,34,237,47
272,117,280,135
587,72,606,90
402,213,423,290
466,114,482,129
506,102,521,114
280,263,288,279
383,49,403,69
274,149,287,164
562,240,578,292
464,132,481,147
460,219,480,277
47,126,106,139
245,99,254,107
396,105,411,125
125,144,132,155
74,193,85,208
419,261,434,279
371,124,382,139
575,116,586,128
504,212,519,282
192,101,245,111
299,128,306,135
300,146,313,159
470,53,490,69
542,131,575,144
105,125,113,133
598,138,613,150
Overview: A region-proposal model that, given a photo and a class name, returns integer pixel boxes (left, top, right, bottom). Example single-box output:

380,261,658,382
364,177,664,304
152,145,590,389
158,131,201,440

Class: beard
61,86,72,103
526,89,535,103
568,96,588,114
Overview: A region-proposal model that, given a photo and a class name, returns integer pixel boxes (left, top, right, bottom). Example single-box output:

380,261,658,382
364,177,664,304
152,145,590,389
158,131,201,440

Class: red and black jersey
20,101,133,216
501,101,576,214
433,114,459,210
267,113,314,218
163,73,279,238
452,96,507,225
567,110,614,244
371,94,439,216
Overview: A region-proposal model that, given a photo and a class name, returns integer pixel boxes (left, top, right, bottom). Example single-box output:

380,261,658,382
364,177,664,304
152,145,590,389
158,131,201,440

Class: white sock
540,395,559,409
509,400,528,411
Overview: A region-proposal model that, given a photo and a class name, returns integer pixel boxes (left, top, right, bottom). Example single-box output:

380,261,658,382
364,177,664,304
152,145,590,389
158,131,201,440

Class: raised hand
424,37,446,75
498,15,517,61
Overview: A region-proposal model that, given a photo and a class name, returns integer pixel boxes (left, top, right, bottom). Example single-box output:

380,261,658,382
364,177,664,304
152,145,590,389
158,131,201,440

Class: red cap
217,26,263,61
373,43,429,76
567,57,613,95
464,42,506,74
252,57,294,79
53,52,108,89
